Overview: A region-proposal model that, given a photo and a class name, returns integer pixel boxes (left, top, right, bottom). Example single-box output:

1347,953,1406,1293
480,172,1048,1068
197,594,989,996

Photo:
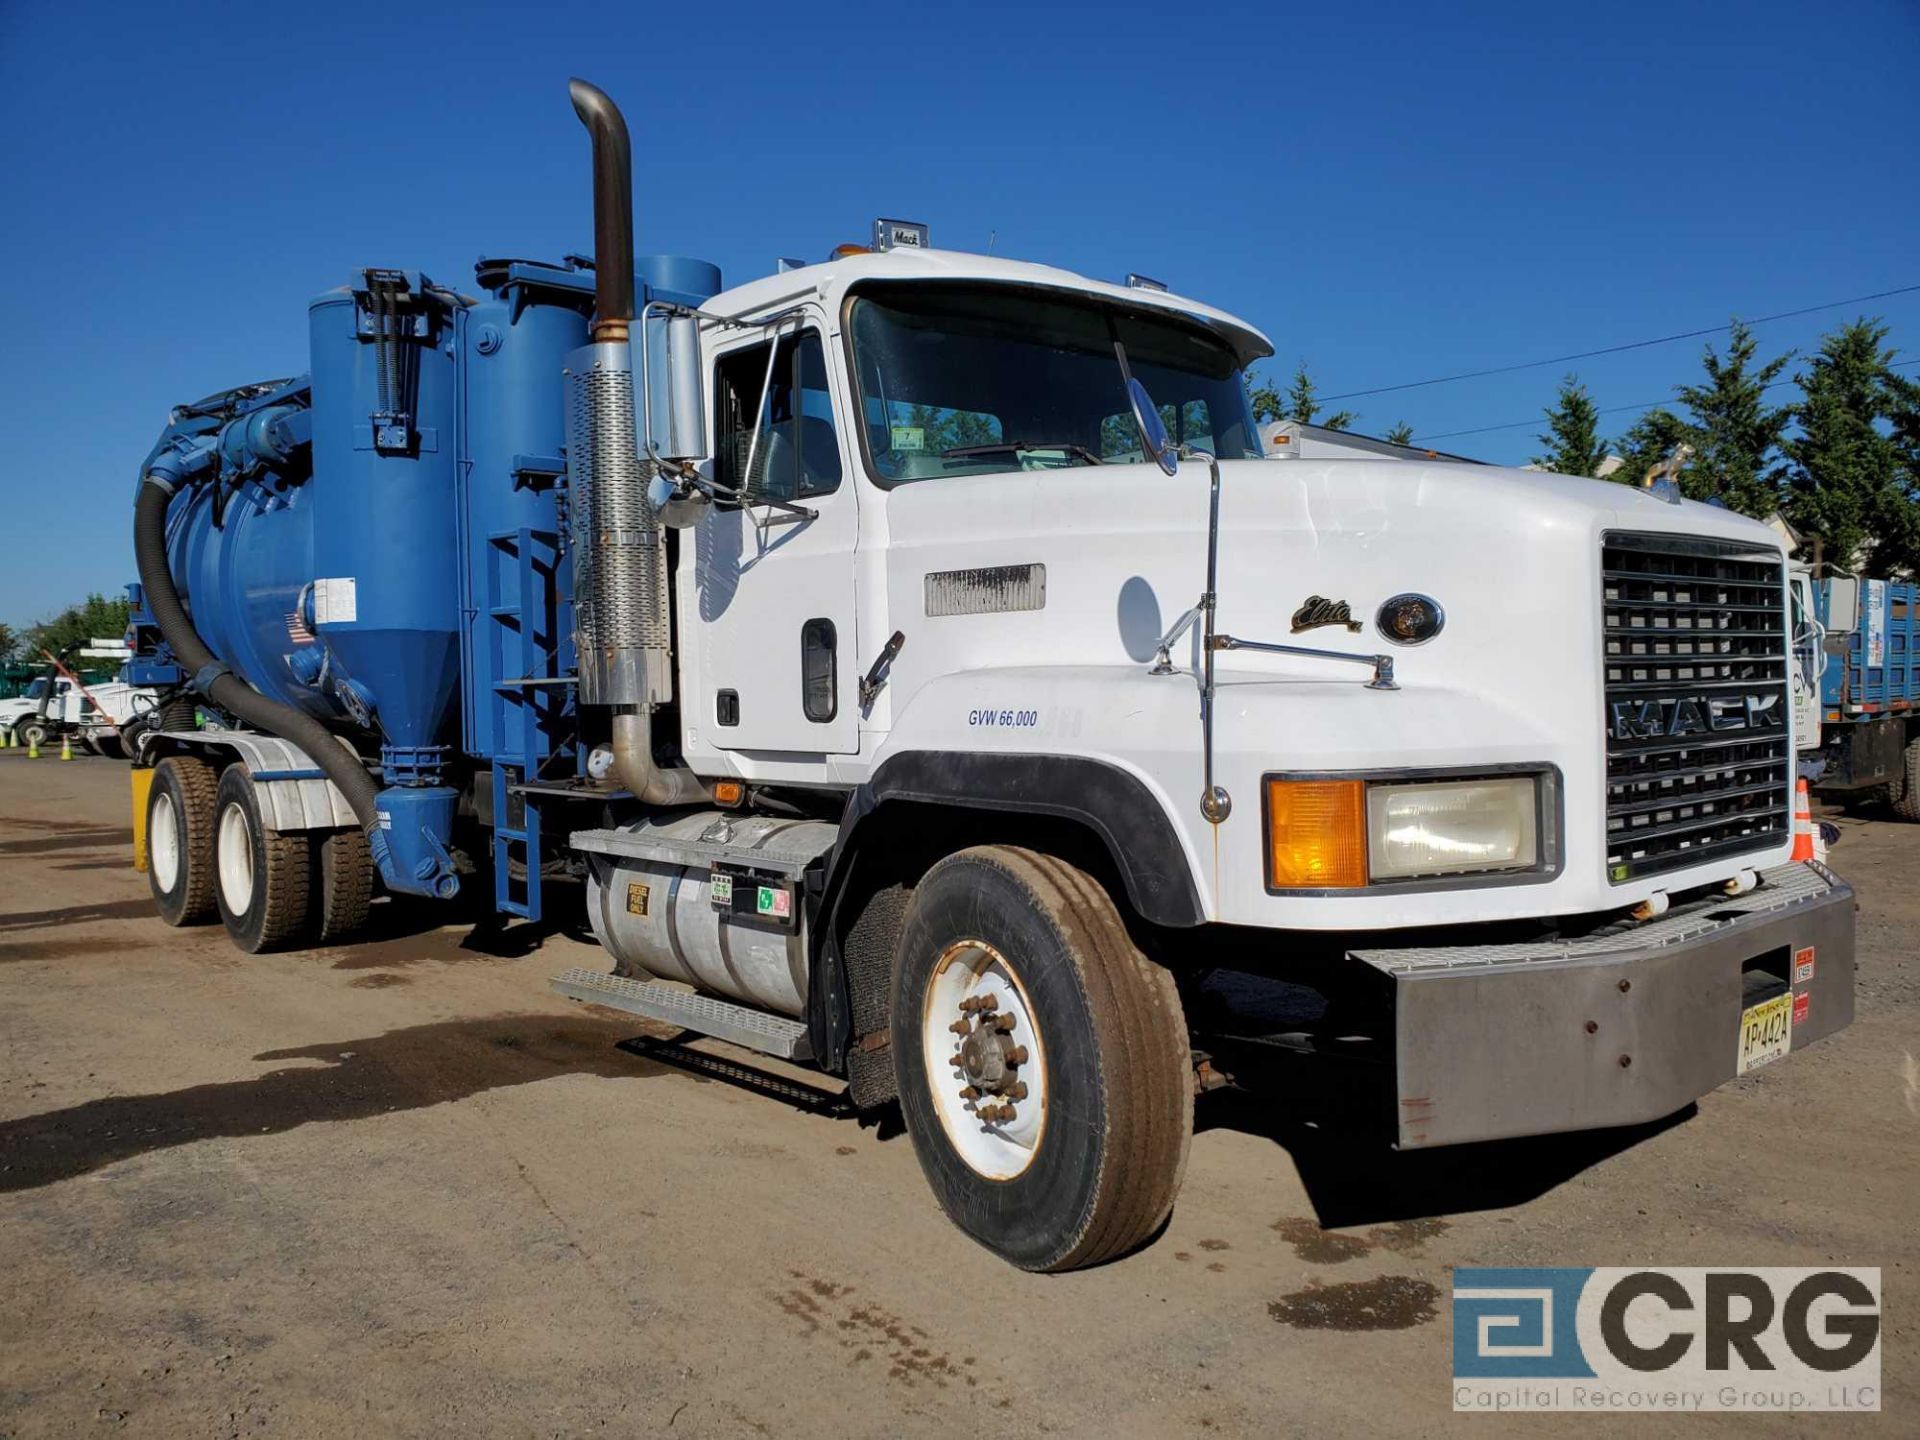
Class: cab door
690,318,860,753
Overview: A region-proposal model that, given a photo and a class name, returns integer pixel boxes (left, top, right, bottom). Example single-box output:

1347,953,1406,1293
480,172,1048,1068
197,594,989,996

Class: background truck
1808,575,1920,816
122,79,1855,1271
1,644,159,756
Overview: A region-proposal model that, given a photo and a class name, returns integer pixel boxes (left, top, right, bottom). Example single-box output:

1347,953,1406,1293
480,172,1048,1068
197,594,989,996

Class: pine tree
1283,363,1356,431
1669,320,1792,516
1785,319,1909,572
1532,375,1609,477
1248,370,1285,424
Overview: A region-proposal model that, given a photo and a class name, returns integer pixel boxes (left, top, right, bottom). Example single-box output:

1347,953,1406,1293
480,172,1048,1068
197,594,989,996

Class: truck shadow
0,898,160,933
0,826,134,857
1195,1069,1693,1229
0,1012,675,1195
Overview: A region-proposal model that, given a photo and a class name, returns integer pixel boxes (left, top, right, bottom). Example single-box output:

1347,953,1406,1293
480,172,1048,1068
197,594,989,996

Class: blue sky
2,0,1916,630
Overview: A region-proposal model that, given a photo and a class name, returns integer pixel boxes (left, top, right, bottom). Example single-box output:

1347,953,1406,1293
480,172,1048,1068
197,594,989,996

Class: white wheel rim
217,802,255,916
150,790,180,893
921,939,1048,1181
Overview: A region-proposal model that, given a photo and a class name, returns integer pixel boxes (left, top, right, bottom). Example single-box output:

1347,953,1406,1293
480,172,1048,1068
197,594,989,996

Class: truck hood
881,455,1783,691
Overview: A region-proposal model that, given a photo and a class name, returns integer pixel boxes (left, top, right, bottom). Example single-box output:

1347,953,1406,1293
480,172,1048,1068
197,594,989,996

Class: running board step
550,968,812,1061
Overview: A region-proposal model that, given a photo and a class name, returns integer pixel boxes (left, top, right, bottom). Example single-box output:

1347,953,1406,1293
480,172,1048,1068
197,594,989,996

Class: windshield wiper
942,441,1103,467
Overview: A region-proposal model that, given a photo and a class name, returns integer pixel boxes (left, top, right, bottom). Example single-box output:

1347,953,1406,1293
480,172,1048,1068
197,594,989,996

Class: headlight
1263,773,1547,889
1365,778,1538,880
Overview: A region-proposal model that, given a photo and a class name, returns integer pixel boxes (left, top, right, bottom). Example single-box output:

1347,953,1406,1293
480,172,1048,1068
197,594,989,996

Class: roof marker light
1126,273,1168,291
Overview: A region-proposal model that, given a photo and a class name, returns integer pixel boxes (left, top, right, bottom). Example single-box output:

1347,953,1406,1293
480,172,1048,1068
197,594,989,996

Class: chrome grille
1602,533,1790,882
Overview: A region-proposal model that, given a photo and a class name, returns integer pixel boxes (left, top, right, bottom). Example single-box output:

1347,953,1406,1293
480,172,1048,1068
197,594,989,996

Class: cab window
713,331,843,502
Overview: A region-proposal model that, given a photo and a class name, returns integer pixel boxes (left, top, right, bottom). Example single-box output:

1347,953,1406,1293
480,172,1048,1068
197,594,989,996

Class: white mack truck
128,82,1854,1272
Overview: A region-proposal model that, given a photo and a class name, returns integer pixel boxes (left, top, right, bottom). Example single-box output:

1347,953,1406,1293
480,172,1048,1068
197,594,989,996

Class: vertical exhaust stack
569,79,635,344
565,79,706,806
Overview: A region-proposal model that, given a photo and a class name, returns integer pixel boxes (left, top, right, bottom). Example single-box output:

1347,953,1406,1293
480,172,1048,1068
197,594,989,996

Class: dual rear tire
146,756,371,951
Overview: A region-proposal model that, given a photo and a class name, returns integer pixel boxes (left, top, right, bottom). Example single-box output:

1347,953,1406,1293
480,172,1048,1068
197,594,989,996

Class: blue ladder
484,525,570,921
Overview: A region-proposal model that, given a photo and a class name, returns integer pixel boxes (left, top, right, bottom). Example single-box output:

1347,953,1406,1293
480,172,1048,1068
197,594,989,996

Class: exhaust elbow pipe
611,710,713,808
569,77,635,342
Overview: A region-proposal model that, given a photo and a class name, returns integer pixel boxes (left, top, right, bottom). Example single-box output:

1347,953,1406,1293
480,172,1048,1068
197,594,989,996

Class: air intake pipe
567,78,712,809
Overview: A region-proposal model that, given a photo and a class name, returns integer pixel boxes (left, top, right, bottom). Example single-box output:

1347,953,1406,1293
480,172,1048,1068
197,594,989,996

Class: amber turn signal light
712,781,746,807
1265,779,1367,889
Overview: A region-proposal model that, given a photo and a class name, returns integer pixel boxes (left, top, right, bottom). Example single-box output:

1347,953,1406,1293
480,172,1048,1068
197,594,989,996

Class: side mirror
640,306,709,465
1128,377,1178,476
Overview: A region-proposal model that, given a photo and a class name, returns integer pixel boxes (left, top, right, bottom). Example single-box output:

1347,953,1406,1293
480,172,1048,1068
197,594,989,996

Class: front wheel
214,766,313,953
14,716,50,751
889,846,1192,1272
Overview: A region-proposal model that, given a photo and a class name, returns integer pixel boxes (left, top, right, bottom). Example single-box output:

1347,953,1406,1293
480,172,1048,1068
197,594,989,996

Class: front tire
14,716,50,751
214,766,312,953
147,755,220,926
889,846,1192,1272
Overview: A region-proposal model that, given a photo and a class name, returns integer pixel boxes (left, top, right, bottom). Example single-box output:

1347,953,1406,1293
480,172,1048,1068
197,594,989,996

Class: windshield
847,283,1261,484
25,678,47,699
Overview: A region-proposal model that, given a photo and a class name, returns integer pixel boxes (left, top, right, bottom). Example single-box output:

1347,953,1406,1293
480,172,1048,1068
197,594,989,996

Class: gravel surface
1,755,1911,1436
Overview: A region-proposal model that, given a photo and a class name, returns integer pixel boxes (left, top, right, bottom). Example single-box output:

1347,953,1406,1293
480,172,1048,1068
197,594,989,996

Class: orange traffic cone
1790,778,1815,863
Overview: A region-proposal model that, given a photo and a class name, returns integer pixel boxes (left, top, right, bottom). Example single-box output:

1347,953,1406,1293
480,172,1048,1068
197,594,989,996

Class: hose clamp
143,471,180,497
191,661,230,694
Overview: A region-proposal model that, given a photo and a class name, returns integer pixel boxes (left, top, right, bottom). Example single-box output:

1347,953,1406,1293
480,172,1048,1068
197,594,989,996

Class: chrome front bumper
1354,863,1856,1148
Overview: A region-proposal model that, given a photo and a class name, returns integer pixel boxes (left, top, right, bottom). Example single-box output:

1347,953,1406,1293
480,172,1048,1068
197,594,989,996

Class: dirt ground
1,753,1913,1438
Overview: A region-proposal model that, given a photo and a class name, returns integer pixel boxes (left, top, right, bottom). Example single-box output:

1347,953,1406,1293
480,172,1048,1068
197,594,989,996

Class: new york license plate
1737,991,1793,1075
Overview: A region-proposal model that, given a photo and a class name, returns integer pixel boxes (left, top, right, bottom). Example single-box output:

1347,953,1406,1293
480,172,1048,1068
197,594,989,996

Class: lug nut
949,1019,971,1035
1008,1081,1028,1101
976,991,999,1014
1004,1045,1028,1066
959,1086,979,1100
993,1014,1016,1033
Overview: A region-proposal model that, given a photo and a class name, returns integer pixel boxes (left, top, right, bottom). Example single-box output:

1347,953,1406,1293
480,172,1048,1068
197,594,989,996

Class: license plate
1737,992,1793,1075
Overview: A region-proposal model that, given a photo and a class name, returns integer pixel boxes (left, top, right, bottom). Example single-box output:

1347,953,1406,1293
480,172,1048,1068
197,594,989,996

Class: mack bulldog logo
1609,691,1783,742
1291,595,1363,633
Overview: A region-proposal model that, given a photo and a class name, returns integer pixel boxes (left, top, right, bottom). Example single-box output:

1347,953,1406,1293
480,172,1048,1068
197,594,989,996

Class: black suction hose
134,477,382,832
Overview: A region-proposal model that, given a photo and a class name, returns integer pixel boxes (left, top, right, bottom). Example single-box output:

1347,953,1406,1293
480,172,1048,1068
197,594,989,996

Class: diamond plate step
551,968,812,1061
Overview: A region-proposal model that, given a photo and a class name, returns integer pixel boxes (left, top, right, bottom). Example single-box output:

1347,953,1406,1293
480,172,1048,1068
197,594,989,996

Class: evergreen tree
0,622,15,662
1532,375,1609,477
1384,422,1415,446
1785,319,1908,572
1283,362,1356,431
1248,370,1285,424
1669,320,1792,516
